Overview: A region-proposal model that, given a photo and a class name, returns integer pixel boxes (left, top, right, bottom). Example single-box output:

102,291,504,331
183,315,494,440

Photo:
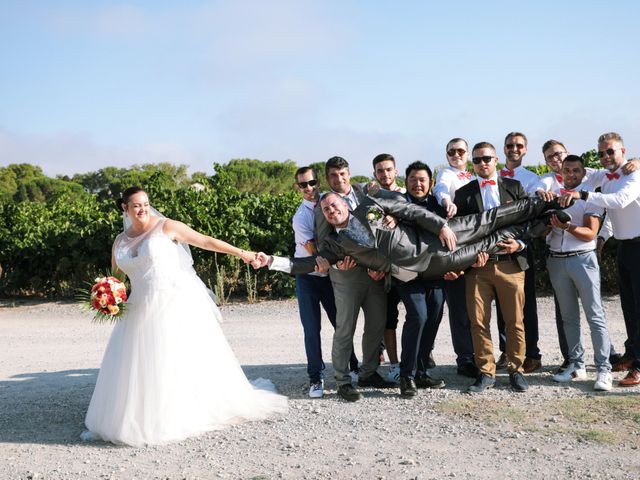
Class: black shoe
468,374,495,393
555,358,571,374
542,197,574,212
509,372,529,392
425,352,436,369
457,362,480,378
358,371,395,389
337,384,362,402
415,373,445,389
399,376,418,398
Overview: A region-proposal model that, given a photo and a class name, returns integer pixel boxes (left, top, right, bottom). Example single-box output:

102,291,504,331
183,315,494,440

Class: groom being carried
258,188,569,282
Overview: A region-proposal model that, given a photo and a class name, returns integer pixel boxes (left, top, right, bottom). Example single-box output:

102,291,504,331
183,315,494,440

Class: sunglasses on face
472,156,495,165
297,179,318,188
597,148,618,158
545,151,566,161
506,143,525,150
447,148,467,157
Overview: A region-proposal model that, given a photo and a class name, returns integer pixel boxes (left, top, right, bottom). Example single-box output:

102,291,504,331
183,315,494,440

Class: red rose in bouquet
85,276,128,322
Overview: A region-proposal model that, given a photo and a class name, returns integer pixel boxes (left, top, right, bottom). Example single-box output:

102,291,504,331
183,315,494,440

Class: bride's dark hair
116,186,146,212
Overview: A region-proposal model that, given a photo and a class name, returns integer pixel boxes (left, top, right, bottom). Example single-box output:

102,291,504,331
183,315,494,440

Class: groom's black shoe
522,210,572,240
358,371,395,388
337,384,362,402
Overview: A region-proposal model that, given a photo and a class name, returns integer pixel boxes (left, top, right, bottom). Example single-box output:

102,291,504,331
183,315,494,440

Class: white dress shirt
499,165,540,196
434,166,474,206
292,198,326,277
477,174,501,211
585,163,640,240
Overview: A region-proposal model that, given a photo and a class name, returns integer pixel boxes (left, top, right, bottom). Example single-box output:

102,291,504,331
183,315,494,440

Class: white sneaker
594,371,613,391
309,380,324,398
552,364,587,382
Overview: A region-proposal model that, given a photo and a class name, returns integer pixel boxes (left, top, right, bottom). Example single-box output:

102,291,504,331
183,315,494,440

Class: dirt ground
1,296,639,480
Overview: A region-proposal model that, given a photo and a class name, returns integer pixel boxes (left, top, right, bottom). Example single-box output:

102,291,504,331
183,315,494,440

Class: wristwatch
579,190,589,201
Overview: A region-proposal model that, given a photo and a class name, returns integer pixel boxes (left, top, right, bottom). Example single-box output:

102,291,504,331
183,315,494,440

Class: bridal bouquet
82,276,128,323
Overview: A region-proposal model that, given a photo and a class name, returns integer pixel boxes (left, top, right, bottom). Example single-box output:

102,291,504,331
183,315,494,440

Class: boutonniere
366,206,384,226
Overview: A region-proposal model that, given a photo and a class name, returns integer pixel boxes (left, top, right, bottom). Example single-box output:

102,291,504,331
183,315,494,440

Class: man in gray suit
309,156,391,402
263,190,563,277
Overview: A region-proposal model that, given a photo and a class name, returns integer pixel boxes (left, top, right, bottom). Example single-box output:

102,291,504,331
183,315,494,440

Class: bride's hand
253,252,271,269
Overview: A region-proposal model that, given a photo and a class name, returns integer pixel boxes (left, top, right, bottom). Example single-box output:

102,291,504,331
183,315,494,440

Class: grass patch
576,428,617,444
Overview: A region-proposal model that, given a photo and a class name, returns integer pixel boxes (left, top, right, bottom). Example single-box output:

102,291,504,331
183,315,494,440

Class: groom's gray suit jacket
298,189,448,275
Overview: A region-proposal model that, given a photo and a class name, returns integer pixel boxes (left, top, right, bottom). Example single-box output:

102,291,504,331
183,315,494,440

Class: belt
548,249,593,258
621,236,640,244
486,254,516,262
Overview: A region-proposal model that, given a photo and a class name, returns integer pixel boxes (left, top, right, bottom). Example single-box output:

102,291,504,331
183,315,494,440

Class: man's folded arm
373,197,447,234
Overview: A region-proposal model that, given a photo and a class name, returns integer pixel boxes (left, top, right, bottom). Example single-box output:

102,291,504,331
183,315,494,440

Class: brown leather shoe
523,357,542,374
612,354,634,372
619,369,640,387
495,352,508,370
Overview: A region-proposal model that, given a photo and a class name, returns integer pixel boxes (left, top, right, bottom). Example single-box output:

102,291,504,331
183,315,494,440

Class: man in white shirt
546,155,613,391
496,132,542,373
560,132,640,387
291,166,358,398
433,138,477,378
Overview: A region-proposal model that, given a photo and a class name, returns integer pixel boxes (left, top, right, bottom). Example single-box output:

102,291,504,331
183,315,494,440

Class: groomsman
314,156,390,401
560,132,640,387
546,155,613,391
372,153,405,384
291,166,358,398
394,161,447,397
496,132,542,373
432,138,478,377
455,141,529,393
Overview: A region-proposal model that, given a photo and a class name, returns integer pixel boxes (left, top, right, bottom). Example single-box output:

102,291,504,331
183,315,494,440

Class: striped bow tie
458,171,472,180
560,188,574,195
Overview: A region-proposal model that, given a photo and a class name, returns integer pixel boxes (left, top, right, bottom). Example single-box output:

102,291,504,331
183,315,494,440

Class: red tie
555,174,563,183
500,168,514,178
458,171,472,180
606,172,620,180
560,189,574,195
481,179,496,187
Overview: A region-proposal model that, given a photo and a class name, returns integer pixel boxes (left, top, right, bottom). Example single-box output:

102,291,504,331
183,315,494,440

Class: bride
82,186,287,447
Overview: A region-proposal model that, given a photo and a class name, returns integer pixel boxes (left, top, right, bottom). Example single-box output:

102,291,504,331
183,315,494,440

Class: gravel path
1,296,639,480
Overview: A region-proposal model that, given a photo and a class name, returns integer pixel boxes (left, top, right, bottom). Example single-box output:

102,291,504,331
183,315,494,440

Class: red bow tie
458,171,472,180
555,174,563,183
481,179,496,187
560,188,574,195
606,172,620,180
500,168,514,178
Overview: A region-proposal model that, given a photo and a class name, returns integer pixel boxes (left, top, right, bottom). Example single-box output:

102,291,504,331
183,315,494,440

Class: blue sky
1,0,639,178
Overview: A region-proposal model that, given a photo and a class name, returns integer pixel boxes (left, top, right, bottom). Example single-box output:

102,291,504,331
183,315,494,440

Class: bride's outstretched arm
164,219,258,265
111,243,125,278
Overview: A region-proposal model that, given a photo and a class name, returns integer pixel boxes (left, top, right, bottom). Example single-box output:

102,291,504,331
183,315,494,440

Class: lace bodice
113,219,194,290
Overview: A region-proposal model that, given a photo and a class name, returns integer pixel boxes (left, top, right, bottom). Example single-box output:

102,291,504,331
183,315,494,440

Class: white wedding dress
82,219,287,447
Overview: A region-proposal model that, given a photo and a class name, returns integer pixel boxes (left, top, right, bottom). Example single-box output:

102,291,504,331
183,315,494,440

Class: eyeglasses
297,179,318,188
545,151,567,161
597,148,619,158
447,148,467,157
472,156,495,165
505,143,525,150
